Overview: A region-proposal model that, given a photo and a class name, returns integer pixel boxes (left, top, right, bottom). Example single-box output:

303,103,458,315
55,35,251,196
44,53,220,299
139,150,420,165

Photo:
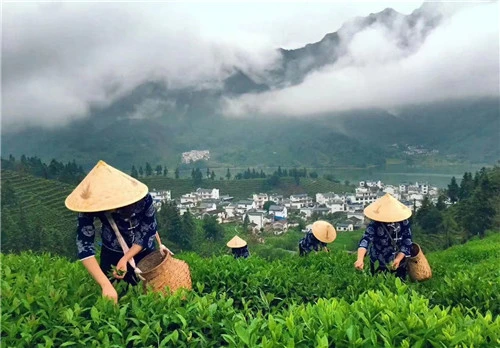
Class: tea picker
65,160,191,303
354,193,432,281
298,220,337,256
227,235,250,258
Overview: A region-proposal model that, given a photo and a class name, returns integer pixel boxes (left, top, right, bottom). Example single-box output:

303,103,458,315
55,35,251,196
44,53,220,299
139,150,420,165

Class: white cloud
1,2,285,129
223,2,499,117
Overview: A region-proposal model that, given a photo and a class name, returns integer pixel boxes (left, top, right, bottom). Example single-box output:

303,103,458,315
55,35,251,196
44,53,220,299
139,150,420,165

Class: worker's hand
354,259,364,270
102,284,118,304
391,259,401,270
114,257,128,279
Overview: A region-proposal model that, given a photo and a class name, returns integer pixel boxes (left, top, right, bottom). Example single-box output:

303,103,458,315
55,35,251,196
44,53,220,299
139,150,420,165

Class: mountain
1,4,498,170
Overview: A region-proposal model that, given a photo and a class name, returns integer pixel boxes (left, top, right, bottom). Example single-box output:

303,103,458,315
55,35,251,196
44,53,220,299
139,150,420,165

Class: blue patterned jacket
76,194,157,260
358,220,413,268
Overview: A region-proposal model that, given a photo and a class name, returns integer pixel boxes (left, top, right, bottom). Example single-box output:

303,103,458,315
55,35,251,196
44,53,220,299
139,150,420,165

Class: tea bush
1,234,499,347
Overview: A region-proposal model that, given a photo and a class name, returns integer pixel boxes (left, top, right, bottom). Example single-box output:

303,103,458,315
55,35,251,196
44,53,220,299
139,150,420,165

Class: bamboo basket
407,243,432,282
137,250,192,295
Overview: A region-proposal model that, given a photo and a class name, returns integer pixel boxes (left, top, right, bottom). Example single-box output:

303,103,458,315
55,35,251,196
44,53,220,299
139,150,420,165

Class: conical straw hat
311,220,337,243
363,193,412,223
65,160,148,212
226,235,247,248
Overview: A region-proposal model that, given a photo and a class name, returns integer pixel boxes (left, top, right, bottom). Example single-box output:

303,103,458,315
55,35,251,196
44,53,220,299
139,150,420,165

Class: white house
353,187,378,205
299,207,330,218
268,205,288,220
150,190,171,203
180,193,199,205
224,203,237,218
416,182,429,194
150,190,171,210
347,212,365,224
336,222,354,232
290,194,313,208
196,188,220,200
326,199,345,213
245,209,268,230
269,220,288,235
225,200,255,217
316,192,336,205
198,202,217,213
252,193,269,209
269,194,284,204
383,185,397,195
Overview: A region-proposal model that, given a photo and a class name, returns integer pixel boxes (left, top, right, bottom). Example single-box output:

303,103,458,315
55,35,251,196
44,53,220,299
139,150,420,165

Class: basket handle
155,233,174,257
105,213,145,281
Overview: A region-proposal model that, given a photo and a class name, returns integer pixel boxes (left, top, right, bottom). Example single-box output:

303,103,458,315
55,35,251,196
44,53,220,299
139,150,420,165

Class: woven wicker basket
407,243,432,282
137,250,192,295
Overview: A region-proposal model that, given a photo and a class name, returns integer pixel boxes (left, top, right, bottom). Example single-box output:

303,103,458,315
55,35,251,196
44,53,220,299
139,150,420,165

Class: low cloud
223,3,499,117
1,3,281,130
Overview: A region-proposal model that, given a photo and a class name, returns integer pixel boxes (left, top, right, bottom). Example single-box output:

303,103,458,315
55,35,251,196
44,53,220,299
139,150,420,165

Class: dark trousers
100,246,153,286
370,260,408,280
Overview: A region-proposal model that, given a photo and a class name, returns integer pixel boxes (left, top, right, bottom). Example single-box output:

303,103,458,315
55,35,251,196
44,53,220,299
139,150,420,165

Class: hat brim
311,221,337,243
363,193,412,222
65,160,149,212
227,236,247,248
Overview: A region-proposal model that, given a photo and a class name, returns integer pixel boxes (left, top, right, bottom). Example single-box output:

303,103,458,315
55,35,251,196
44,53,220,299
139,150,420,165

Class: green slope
1,234,499,346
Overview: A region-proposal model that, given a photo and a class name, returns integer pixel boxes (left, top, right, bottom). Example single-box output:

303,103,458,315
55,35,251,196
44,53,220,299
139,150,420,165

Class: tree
179,210,195,250
458,172,474,201
441,213,461,248
243,214,250,231
145,162,153,176
447,176,459,203
263,200,276,213
210,170,216,180
294,174,300,186
460,189,495,238
309,171,318,179
155,165,163,176
206,167,210,178
158,203,183,245
131,165,139,179
175,167,180,179
203,215,224,242
139,166,144,177
226,168,231,180
193,168,203,185
436,194,447,211
264,173,280,189
163,166,168,176
415,196,443,234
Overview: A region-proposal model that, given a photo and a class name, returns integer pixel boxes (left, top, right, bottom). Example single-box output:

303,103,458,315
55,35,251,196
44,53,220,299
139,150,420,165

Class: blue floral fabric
76,194,157,260
232,246,250,259
358,220,413,268
299,230,327,255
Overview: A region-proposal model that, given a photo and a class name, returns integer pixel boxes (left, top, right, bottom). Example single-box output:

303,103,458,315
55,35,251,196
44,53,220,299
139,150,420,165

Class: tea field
1,233,499,347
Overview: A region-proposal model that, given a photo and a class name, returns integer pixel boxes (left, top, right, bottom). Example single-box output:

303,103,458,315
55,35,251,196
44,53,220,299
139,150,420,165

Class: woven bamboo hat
363,193,412,223
311,220,337,243
65,160,148,213
227,235,247,248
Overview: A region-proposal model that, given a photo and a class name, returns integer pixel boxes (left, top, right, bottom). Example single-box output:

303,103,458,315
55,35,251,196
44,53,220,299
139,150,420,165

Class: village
149,179,440,235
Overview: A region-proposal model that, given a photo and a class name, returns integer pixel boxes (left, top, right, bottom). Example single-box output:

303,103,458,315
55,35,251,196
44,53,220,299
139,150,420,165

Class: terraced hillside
1,170,78,258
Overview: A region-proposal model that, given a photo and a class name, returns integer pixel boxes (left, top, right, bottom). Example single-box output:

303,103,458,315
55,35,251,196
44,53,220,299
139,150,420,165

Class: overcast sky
2,1,498,130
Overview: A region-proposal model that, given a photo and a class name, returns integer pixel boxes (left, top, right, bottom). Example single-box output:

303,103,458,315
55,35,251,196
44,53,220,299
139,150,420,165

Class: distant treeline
1,155,85,185
410,166,499,250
